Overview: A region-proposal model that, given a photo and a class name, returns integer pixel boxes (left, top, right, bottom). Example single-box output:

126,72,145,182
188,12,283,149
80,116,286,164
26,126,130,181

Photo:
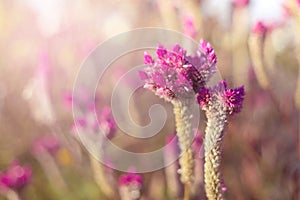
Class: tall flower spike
248,21,270,89
140,41,217,200
197,80,245,200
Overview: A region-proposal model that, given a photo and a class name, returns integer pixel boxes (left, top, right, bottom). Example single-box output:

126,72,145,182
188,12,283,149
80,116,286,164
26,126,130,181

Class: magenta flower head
118,173,143,187
233,0,249,8
31,134,60,156
252,21,268,35
139,40,217,102
197,80,245,115
0,161,32,193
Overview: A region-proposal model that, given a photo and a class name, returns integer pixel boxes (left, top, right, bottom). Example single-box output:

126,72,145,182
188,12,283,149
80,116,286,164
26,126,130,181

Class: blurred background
0,0,300,199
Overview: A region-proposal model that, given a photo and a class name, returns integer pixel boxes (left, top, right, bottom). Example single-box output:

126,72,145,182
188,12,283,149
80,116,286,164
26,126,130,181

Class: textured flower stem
173,100,194,200
204,102,227,200
248,28,270,90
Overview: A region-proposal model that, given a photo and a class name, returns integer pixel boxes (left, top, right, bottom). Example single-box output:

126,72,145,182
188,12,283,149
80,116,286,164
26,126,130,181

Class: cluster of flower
140,40,244,114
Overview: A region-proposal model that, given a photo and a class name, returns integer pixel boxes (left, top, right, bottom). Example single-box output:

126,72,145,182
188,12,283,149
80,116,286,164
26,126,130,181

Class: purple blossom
183,15,197,38
118,173,143,187
222,86,245,115
233,0,249,8
31,134,60,156
139,40,217,101
73,107,116,139
197,80,245,115
0,161,32,192
98,107,116,139
197,87,211,109
252,21,267,35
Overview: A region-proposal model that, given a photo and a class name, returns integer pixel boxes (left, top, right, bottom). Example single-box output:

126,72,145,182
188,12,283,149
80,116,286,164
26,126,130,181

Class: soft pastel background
0,0,299,199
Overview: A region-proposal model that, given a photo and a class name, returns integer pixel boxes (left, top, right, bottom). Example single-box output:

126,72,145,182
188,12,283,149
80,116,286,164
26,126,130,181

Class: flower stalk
203,102,227,200
139,40,218,200
248,21,270,90
198,81,245,200
173,100,194,200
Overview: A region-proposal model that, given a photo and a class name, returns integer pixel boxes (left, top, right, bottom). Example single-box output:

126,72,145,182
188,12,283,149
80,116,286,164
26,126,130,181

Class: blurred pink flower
233,0,249,8
183,15,197,39
98,107,116,139
72,107,116,139
0,161,32,193
252,21,268,35
31,134,60,156
63,87,94,111
118,172,143,187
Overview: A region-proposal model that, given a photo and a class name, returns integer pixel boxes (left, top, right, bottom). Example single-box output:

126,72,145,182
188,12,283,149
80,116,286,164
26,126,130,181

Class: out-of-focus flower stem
157,0,180,31
164,135,184,199
5,190,22,200
35,151,68,191
286,0,300,156
89,155,117,199
248,29,270,90
286,0,300,108
182,0,203,38
173,100,194,200
231,4,249,88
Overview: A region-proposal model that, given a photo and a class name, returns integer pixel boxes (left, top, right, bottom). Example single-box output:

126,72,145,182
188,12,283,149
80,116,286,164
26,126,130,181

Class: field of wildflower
0,0,300,200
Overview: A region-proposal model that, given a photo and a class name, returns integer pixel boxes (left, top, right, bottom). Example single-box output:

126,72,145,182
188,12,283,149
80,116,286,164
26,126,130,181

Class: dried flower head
197,80,245,115
139,40,217,101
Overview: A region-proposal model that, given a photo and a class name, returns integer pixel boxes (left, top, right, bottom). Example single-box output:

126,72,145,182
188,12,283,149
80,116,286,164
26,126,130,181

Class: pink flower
98,107,116,139
183,15,197,38
233,0,249,8
0,161,32,192
118,173,143,187
31,134,60,156
73,107,116,139
197,80,245,115
252,21,268,35
139,40,216,101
